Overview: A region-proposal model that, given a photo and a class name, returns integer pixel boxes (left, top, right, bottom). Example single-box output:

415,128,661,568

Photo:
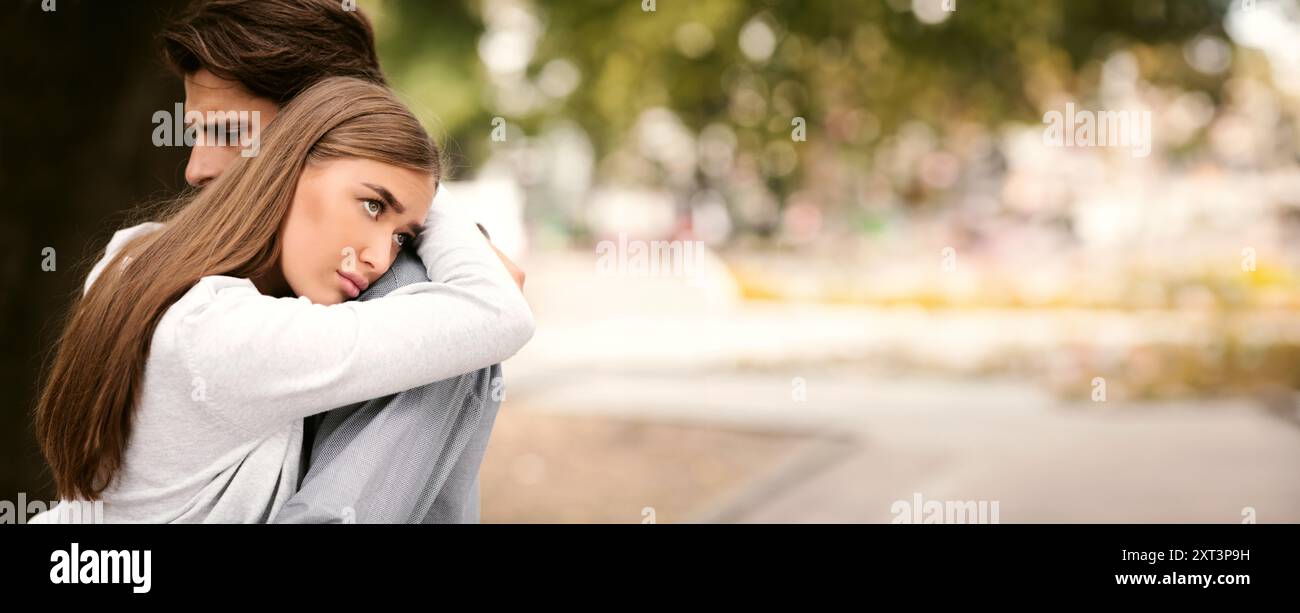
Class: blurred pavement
487,250,1300,523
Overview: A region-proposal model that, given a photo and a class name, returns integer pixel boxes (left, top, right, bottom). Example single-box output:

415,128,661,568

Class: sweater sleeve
174,185,535,436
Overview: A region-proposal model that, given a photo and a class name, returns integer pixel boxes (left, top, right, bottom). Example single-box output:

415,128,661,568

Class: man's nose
184,148,221,188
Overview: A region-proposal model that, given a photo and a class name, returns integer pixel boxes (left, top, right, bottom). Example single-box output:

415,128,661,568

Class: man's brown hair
160,0,386,104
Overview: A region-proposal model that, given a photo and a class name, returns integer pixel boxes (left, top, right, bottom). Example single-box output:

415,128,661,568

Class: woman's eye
393,233,409,248
362,199,383,218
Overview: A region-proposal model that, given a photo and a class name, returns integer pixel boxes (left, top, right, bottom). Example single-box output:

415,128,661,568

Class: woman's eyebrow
362,182,424,235
362,182,406,214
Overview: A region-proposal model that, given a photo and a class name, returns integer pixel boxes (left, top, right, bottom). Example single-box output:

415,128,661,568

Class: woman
32,77,535,522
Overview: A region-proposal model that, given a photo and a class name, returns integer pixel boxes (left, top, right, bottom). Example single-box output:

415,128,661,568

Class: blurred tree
2,0,191,501
376,0,1230,236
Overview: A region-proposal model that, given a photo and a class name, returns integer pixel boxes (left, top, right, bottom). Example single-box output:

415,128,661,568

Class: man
158,0,525,522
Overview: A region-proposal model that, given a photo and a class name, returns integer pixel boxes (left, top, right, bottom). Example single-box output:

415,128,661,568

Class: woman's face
277,157,435,305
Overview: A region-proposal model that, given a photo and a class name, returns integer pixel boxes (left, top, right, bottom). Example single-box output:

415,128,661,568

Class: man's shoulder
84,221,166,294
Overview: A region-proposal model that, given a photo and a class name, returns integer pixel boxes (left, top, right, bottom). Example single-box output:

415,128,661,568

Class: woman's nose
358,234,396,276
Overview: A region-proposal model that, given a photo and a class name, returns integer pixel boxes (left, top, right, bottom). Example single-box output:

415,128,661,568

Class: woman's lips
337,270,368,299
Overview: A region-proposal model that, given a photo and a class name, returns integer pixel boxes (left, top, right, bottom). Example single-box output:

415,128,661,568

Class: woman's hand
473,222,522,289
474,222,526,290
486,239,526,290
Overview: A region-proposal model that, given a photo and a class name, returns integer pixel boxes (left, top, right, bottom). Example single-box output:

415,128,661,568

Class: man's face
181,68,280,188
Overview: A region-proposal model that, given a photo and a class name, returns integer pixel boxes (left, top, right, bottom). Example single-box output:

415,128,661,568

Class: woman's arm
176,186,535,437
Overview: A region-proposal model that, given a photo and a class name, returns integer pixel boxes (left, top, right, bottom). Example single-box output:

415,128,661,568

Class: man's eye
362,199,383,218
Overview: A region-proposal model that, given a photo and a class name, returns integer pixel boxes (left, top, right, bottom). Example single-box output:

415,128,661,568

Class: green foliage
374,0,1228,176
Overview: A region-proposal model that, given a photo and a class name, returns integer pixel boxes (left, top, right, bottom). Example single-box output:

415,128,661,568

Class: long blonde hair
36,76,441,501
